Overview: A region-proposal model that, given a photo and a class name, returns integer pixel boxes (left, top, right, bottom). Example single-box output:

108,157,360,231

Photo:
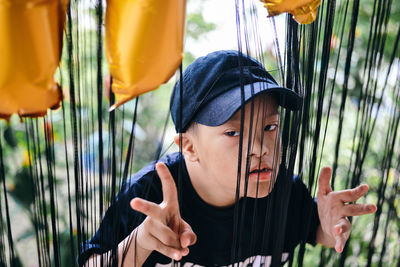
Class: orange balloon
260,0,321,24
105,0,187,110
0,0,67,121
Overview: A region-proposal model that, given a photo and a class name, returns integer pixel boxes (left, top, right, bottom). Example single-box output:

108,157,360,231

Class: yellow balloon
0,0,68,121
260,0,321,24
105,0,187,109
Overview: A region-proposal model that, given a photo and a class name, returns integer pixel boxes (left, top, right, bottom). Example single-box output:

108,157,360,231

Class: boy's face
185,94,281,206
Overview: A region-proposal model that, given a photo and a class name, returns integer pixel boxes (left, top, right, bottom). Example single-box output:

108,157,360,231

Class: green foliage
3,126,18,148
9,167,34,210
186,13,216,40
58,230,77,266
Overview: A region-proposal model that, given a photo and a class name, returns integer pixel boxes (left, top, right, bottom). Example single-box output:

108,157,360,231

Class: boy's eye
225,131,240,137
264,124,278,131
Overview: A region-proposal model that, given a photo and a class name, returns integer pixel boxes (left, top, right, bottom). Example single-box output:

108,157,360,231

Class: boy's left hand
316,166,377,253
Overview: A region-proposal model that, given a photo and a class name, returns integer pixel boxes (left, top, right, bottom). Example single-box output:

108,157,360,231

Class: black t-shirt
79,152,320,266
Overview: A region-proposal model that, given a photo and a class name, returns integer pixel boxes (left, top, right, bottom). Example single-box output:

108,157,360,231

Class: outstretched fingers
336,184,369,203
341,203,377,217
131,198,162,219
156,162,179,205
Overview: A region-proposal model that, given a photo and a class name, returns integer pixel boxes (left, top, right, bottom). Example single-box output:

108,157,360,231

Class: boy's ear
174,134,198,162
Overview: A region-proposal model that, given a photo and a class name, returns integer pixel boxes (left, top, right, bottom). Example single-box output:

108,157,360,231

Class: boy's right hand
130,162,197,261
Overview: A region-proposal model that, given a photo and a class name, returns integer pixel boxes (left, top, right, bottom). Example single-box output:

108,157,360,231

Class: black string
120,98,139,265
178,64,184,213
0,127,16,266
95,0,104,265
231,2,245,263
34,119,52,265
25,120,44,266
109,85,119,266
61,99,76,263
367,25,400,265
43,116,60,266
66,0,83,257
0,124,7,265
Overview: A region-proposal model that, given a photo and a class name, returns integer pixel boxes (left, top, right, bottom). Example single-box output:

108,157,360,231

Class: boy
80,50,377,266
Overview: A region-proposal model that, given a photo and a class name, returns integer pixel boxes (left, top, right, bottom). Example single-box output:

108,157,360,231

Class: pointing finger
318,166,333,197
337,184,369,203
130,198,161,219
341,203,377,217
156,162,179,205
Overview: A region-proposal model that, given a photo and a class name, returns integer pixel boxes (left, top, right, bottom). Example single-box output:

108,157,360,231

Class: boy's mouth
248,168,273,181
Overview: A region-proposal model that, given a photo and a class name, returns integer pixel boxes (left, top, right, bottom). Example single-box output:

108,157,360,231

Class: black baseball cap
170,50,302,133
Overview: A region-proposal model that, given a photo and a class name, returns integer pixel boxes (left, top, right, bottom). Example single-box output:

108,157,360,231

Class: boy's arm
84,229,152,267
315,167,377,252
84,163,197,266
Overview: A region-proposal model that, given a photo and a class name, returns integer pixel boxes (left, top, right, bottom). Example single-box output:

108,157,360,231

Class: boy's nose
250,131,270,157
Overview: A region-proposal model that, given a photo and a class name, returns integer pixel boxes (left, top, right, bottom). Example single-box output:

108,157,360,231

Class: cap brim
193,81,302,127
